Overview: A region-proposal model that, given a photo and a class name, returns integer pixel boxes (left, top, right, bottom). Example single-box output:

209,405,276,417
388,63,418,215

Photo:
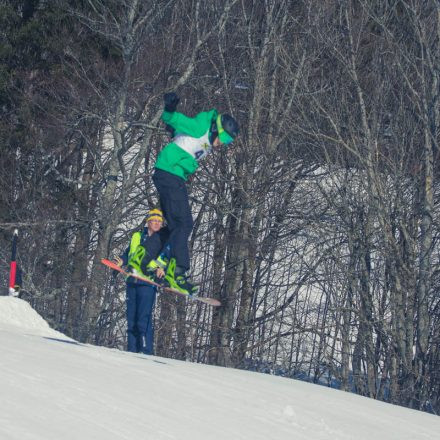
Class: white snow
0,297,439,440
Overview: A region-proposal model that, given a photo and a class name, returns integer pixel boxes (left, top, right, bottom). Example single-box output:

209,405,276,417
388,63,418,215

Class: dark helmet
216,114,239,145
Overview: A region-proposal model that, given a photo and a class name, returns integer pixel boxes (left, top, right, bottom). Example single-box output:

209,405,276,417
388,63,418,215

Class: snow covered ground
1,297,439,440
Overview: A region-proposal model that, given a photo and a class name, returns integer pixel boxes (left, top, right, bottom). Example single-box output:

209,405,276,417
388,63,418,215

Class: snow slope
0,297,439,440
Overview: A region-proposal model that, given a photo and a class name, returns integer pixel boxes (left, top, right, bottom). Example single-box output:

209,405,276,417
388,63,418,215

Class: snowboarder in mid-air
151,92,239,296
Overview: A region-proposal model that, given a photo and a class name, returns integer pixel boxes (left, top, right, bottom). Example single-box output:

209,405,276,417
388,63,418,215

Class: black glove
164,92,179,112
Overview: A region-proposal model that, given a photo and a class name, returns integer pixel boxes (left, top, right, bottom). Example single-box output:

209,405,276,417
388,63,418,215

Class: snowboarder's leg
126,284,138,352
163,257,199,296
153,169,192,270
152,170,198,295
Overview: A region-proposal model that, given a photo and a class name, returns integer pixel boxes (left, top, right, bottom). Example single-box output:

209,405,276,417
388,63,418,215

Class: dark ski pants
152,169,193,272
126,283,156,355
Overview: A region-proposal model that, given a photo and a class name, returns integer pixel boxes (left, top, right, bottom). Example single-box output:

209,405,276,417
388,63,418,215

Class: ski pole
8,229,19,296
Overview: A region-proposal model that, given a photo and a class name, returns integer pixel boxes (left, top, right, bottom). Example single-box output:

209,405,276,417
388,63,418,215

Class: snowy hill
1,297,439,440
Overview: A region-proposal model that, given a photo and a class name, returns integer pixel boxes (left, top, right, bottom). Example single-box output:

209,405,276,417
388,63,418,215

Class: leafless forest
0,0,439,413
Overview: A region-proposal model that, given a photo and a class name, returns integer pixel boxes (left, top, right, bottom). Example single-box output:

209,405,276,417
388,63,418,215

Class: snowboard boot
164,258,199,296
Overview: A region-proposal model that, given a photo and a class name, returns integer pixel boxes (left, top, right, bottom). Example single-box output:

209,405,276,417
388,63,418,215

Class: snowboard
101,259,221,307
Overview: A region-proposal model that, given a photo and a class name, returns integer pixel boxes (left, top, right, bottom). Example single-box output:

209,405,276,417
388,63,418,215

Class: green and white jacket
155,108,218,181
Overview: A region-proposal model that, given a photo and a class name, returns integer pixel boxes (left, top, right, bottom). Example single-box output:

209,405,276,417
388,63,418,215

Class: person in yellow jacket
115,209,168,354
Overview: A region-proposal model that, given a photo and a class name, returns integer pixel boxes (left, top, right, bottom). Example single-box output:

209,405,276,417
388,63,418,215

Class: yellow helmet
146,208,164,223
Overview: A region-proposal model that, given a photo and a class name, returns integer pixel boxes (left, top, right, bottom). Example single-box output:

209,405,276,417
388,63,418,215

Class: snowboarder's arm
161,110,209,136
161,92,216,137
178,154,199,177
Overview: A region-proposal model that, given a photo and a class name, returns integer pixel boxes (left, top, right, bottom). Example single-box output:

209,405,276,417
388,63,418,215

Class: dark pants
153,169,194,271
126,283,156,354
